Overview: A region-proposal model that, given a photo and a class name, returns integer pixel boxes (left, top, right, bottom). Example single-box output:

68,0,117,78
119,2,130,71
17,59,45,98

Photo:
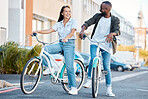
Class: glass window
21,0,24,9
32,19,37,31
64,0,67,3
68,0,72,5
0,27,6,45
37,20,43,30
43,20,51,29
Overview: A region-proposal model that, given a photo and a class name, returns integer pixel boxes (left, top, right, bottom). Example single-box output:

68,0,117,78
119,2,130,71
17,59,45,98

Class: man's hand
79,31,85,39
79,25,86,39
105,33,113,43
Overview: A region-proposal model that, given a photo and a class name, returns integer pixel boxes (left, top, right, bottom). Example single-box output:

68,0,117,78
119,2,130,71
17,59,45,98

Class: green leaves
0,41,42,74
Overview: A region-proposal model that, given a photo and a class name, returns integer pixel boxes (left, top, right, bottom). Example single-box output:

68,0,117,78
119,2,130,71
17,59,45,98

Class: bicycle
20,33,85,94
83,34,108,98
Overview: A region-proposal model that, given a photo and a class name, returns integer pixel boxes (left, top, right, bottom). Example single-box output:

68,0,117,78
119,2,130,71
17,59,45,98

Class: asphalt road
0,68,148,99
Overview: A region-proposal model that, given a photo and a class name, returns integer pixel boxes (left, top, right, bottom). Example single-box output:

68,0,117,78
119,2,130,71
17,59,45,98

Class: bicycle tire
61,59,85,92
20,57,42,94
92,61,101,98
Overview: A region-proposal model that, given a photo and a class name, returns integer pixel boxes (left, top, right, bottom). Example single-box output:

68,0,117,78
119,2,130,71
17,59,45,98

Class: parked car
110,57,132,72
112,51,141,69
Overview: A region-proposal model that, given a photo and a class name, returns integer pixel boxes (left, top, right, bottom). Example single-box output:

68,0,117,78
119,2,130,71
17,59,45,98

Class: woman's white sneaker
83,79,91,88
68,87,78,95
106,87,115,97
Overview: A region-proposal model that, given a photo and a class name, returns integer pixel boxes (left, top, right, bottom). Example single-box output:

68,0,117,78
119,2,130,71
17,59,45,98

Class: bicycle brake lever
82,34,87,40
31,33,37,37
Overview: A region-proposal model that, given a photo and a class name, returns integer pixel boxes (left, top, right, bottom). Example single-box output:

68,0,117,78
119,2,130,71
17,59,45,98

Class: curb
0,80,13,88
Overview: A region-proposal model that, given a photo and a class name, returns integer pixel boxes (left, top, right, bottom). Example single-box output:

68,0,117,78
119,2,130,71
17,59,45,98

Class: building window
32,14,53,45
64,0,67,3
0,27,6,45
68,0,72,5
21,0,24,9
32,19,43,31
32,19,37,31
37,20,43,30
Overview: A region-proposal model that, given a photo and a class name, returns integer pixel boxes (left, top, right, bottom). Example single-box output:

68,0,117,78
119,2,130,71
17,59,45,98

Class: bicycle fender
93,58,99,68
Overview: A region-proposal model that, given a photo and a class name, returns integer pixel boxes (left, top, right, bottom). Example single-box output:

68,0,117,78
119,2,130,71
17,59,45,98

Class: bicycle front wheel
92,62,100,98
61,59,85,92
20,57,42,94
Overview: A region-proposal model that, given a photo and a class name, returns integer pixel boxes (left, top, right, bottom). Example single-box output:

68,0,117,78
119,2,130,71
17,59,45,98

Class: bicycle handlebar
82,34,106,43
31,33,58,45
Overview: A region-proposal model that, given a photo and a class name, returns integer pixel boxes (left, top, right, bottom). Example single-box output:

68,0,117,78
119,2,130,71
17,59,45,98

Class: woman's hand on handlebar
62,38,68,43
31,31,38,37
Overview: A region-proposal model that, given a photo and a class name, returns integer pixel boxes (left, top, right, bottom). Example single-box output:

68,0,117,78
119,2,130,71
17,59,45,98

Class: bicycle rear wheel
20,57,42,94
61,59,85,92
92,61,101,98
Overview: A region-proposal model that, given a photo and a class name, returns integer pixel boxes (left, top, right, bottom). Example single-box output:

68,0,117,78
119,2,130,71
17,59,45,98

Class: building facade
73,0,135,53
0,0,136,55
111,9,135,46
134,10,147,50
32,0,72,46
0,0,32,46
72,0,103,53
0,0,8,45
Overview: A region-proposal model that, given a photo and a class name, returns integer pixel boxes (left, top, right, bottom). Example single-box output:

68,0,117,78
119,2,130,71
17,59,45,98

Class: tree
117,44,136,52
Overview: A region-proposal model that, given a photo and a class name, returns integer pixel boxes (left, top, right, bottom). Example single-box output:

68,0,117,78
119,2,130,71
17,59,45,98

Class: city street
0,68,148,99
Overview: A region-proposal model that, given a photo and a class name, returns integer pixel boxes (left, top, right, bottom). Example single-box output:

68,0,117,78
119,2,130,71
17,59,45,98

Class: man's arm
79,13,99,39
36,28,55,34
82,13,99,29
112,17,120,36
79,25,86,39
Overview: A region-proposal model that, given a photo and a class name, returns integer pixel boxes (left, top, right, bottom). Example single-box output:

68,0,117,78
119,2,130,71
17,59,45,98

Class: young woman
34,5,78,95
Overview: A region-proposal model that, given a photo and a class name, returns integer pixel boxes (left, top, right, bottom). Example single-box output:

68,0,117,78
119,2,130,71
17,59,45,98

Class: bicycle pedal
62,82,68,84
61,79,68,84
102,71,108,75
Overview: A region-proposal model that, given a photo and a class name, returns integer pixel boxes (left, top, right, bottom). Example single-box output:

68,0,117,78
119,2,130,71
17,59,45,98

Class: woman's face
62,7,71,19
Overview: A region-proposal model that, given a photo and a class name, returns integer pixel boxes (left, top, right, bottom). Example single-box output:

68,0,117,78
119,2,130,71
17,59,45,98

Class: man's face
100,3,111,16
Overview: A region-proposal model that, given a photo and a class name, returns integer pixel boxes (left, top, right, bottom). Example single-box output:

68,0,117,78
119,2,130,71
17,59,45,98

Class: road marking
136,89,148,92
100,71,148,83
0,81,44,94
0,87,20,94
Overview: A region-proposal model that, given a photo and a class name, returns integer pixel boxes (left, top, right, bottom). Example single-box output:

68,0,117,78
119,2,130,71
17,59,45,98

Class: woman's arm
36,28,55,34
62,28,76,43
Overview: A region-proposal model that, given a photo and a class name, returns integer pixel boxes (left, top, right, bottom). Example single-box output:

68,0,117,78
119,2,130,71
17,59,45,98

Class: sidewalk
0,74,21,89
0,74,50,89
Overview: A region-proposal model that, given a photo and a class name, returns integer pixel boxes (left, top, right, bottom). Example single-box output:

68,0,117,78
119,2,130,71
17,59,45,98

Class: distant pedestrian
79,1,120,97
34,5,78,95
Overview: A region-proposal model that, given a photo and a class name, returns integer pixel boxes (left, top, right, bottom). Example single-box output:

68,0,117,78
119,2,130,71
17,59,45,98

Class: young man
79,1,120,97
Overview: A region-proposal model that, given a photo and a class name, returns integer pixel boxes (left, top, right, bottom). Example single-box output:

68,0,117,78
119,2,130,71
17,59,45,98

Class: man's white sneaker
83,79,91,88
68,87,78,95
106,87,115,97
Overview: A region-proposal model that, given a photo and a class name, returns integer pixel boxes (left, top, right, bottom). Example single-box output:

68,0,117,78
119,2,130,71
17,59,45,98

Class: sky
108,0,148,28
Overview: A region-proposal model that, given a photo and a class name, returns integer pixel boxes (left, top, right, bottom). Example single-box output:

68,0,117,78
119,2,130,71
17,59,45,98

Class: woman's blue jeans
42,39,76,88
88,45,112,87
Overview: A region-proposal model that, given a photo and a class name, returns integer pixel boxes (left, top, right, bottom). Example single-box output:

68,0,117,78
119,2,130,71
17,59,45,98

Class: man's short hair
102,1,112,7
